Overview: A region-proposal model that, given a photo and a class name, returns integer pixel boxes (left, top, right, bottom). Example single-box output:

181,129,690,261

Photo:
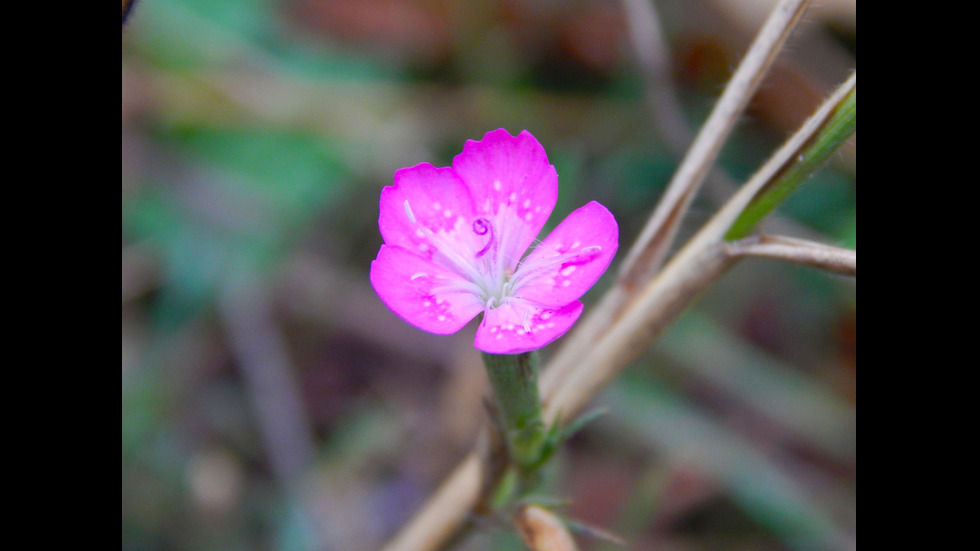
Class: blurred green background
122,0,855,550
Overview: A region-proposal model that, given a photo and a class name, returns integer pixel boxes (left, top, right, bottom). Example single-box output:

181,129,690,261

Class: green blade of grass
725,77,856,240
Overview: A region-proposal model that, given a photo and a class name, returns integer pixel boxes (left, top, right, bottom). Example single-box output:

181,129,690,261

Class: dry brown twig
539,0,814,400
378,1,857,549
728,234,856,276
618,0,812,284
544,70,855,425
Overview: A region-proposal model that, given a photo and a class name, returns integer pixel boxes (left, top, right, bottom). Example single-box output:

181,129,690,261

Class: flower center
403,200,513,306
470,217,512,304
403,200,601,315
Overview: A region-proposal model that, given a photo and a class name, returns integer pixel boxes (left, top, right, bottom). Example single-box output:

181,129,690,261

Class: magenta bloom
370,129,618,354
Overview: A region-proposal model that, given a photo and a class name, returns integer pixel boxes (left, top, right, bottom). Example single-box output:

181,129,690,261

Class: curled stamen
472,218,492,237
473,217,495,258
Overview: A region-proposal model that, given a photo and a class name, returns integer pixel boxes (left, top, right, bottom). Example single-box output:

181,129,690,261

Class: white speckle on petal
562,280,571,287
524,213,533,221
523,199,531,208
438,315,446,322
444,209,452,217
493,180,502,191
509,192,518,202
560,266,576,276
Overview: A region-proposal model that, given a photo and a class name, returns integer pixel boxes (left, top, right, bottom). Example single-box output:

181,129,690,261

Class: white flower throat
404,199,602,312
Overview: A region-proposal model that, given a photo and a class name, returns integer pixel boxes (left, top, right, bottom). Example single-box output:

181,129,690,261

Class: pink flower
370,129,618,354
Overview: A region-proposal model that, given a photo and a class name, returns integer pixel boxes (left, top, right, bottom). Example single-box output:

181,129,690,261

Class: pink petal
474,300,584,354
515,201,619,308
370,245,484,334
378,163,477,262
452,129,558,264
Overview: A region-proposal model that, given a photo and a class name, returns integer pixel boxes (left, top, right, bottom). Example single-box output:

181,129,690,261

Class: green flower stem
725,81,856,241
481,352,548,475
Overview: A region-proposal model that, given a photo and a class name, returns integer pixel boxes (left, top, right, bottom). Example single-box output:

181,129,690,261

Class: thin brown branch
619,0,812,287
621,0,693,156
544,72,857,425
622,0,749,212
541,74,857,434
542,0,813,406
728,235,856,276
379,454,483,551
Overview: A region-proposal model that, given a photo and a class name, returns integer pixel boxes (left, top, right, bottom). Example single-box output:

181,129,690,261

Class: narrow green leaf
725,83,856,240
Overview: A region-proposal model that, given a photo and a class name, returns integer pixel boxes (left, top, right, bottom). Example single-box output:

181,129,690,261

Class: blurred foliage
123,0,855,550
